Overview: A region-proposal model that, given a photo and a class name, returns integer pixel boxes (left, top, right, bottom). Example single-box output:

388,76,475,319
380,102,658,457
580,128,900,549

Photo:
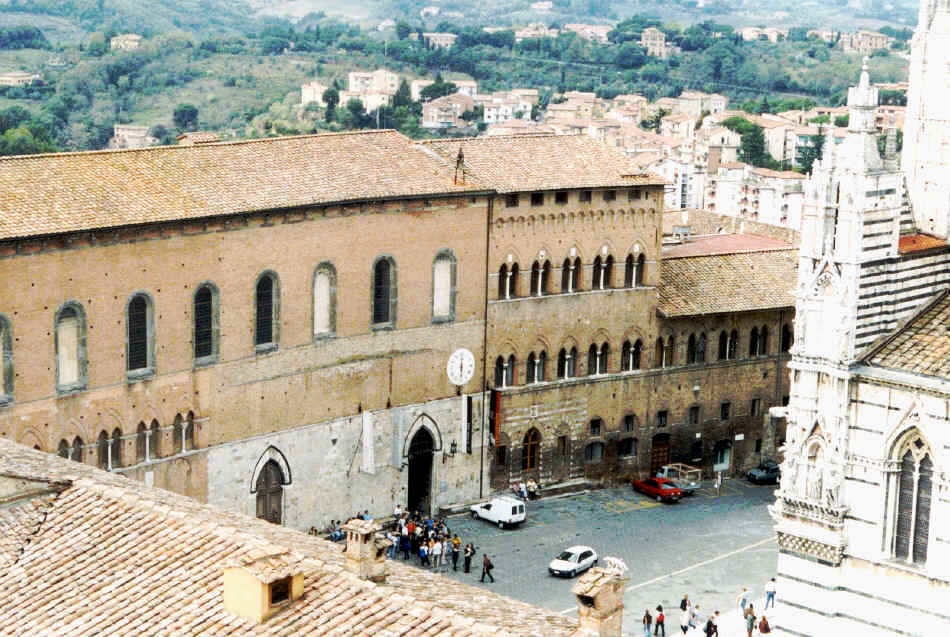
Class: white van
470,495,526,529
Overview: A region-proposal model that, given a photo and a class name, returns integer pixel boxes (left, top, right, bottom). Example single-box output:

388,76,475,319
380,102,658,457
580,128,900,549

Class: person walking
744,604,756,637
464,543,474,573
431,539,443,570
642,609,653,637
679,607,690,635
400,533,410,560
704,611,719,637
737,587,750,614
480,553,494,583
654,605,665,637
419,541,429,567
759,615,771,634
451,535,461,571
764,577,776,610
680,595,688,612
690,604,700,630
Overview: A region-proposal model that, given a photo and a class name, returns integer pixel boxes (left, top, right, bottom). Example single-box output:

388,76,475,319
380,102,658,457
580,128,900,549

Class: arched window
655,338,664,368
622,340,632,371
506,354,516,387
499,264,508,299
749,327,759,357
557,348,568,379
136,422,147,463
255,272,279,347
541,261,551,294
530,261,541,296
599,343,609,374
666,336,675,366
432,252,456,322
687,334,697,364
522,428,541,471
782,323,793,352
173,414,183,455
592,256,603,289
126,294,154,374
509,263,520,298
58,439,69,459
759,325,769,355
536,350,547,382
526,352,536,383
150,419,161,459
313,264,337,337
632,339,642,369
111,428,123,469
71,436,84,463
697,333,706,363
603,255,614,289
193,284,219,361
55,303,86,391
891,433,934,566
584,441,605,463
588,344,599,376
718,331,728,360
372,257,397,326
619,437,637,457
728,330,738,359
0,314,13,402
636,253,646,286
572,257,582,291
494,356,505,388
255,459,284,524
624,254,635,287
97,431,109,469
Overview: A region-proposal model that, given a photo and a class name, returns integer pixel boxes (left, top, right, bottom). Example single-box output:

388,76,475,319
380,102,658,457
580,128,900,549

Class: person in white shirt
764,577,776,609
431,539,443,569
679,608,690,635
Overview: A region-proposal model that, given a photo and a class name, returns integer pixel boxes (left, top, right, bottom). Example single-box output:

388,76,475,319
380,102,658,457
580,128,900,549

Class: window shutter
128,297,149,370
256,278,274,345
374,261,391,324
433,258,451,317
194,287,213,357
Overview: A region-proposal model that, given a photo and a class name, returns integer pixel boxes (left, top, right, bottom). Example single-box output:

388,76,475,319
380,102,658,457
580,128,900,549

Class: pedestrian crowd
641,579,777,637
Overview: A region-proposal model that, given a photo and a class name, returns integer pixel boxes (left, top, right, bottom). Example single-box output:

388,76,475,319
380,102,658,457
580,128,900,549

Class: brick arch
589,328,613,345
60,417,89,444
621,326,647,343
529,336,553,353
402,413,444,457
17,427,45,452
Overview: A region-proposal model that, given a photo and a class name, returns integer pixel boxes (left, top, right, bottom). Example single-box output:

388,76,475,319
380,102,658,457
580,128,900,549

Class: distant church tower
903,0,950,237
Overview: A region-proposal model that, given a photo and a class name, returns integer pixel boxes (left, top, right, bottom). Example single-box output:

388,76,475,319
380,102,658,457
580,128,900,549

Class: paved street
398,479,780,635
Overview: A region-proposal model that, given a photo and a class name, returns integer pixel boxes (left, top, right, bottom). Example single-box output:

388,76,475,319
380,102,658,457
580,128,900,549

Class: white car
548,545,598,577
470,496,526,529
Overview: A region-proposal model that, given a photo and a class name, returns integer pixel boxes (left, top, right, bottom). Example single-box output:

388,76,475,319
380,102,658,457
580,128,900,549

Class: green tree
798,128,825,174
173,103,199,130
834,114,849,128
419,75,457,101
393,79,412,109
739,125,766,165
640,108,670,132
396,22,412,40
323,86,339,121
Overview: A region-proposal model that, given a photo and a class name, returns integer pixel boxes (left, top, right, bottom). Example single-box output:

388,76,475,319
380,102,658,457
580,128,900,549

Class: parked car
632,477,684,502
746,461,781,484
654,463,702,495
470,495,526,528
548,545,598,577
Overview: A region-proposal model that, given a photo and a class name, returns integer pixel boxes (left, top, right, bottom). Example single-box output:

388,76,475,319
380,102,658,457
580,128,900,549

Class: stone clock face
446,348,475,386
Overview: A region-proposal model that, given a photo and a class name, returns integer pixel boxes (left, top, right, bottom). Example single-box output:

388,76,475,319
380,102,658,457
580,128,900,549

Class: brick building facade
0,131,794,531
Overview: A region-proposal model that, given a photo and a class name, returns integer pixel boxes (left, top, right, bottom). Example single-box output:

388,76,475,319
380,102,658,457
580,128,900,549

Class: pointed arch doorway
407,428,434,516
255,459,284,524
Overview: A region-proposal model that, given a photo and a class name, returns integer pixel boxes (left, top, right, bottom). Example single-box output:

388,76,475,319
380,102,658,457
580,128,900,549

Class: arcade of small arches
492,323,792,388
508,416,673,474
496,251,646,300
54,411,199,472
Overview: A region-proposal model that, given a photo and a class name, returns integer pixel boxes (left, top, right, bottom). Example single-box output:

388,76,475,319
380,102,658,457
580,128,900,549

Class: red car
632,477,684,503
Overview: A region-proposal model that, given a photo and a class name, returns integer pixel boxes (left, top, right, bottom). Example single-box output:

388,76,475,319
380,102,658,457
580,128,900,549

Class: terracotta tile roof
865,290,950,380
898,233,948,254
0,130,486,242
0,440,575,636
0,491,58,571
420,135,666,193
662,233,793,258
658,244,798,317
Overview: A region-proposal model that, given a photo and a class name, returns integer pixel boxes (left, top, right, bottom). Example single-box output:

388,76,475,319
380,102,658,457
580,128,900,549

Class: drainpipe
479,195,493,499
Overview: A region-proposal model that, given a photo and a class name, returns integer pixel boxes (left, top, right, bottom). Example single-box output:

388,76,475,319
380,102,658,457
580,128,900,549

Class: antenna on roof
454,147,465,185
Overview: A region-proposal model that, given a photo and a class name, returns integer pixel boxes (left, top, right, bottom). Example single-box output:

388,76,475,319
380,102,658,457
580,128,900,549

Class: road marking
558,535,777,614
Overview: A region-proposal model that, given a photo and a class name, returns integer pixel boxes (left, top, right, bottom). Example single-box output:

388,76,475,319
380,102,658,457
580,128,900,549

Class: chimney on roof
570,560,628,637
342,519,390,583
222,550,305,624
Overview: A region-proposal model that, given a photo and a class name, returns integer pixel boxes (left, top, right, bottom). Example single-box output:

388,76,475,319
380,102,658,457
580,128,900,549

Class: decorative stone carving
777,531,846,566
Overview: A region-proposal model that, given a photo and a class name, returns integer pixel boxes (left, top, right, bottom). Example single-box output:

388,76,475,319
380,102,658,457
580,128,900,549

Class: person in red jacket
654,604,665,636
